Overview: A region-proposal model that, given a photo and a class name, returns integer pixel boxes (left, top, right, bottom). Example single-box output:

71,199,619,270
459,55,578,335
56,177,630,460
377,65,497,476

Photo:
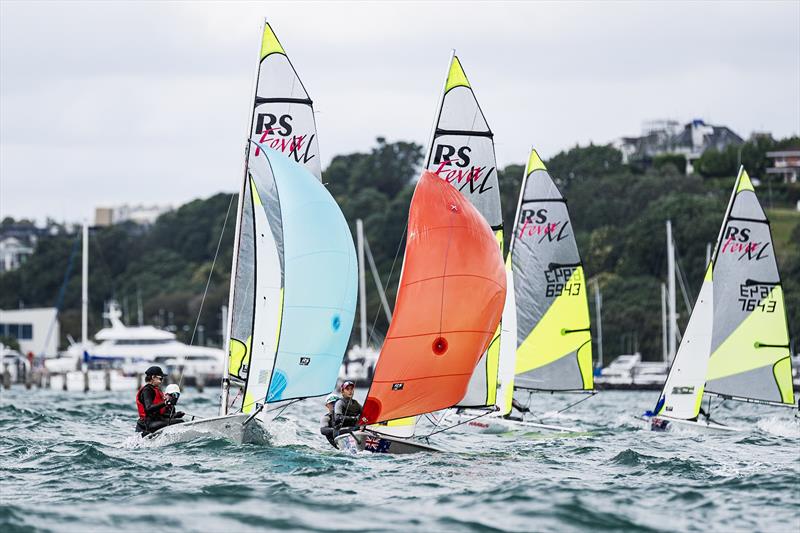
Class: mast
594,280,603,369
81,221,88,346
364,235,392,322
666,220,677,362
357,219,367,349
220,20,265,416
661,283,668,362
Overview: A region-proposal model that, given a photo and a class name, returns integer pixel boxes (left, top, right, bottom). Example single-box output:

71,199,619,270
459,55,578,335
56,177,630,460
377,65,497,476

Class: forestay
511,150,593,392
425,54,504,407
360,172,506,425
656,168,794,420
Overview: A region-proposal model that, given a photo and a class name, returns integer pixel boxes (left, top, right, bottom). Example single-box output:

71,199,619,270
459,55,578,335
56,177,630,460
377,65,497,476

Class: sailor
319,393,340,448
511,398,530,414
135,366,184,436
502,398,530,420
163,384,186,422
333,381,361,429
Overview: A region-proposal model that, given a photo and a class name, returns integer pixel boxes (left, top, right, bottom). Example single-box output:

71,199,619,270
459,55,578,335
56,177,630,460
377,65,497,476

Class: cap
340,380,355,391
145,366,165,377
324,394,339,405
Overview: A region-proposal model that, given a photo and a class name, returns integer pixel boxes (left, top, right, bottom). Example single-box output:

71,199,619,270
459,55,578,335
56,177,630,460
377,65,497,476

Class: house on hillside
0,237,34,272
766,149,800,184
615,119,744,174
94,204,172,227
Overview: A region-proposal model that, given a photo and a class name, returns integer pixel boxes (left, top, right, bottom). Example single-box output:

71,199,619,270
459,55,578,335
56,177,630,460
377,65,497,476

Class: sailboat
425,53,506,414
149,22,357,444
452,149,594,434
334,171,507,453
647,167,795,432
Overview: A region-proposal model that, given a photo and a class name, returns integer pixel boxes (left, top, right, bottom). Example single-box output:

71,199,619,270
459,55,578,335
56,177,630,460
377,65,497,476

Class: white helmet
164,384,181,396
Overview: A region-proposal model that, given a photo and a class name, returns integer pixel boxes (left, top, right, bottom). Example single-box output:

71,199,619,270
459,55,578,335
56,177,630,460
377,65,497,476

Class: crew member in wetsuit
502,398,530,420
163,384,186,421
333,381,361,430
319,393,340,448
135,366,184,436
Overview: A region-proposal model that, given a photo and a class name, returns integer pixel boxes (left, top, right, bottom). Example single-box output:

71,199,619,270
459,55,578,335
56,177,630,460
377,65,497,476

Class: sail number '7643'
738,283,776,312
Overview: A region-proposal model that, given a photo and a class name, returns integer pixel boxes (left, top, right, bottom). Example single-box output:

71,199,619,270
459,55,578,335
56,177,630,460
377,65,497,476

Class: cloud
1,1,798,222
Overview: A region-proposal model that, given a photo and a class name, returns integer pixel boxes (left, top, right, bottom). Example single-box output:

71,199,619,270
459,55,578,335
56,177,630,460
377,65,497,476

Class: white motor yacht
45,302,223,383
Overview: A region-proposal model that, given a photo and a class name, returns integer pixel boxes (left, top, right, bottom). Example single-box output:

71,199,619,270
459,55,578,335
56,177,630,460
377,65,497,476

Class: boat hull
334,430,441,454
146,413,269,444
451,412,581,434
647,415,742,433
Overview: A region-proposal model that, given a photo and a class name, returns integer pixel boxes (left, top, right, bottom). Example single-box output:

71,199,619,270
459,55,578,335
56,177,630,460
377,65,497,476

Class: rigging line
555,391,597,414
179,192,236,389
269,398,301,419
420,407,495,438
354,218,409,393
41,234,81,356
672,240,694,313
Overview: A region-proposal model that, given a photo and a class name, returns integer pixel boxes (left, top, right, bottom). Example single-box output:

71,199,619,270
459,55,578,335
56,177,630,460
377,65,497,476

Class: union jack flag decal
364,436,391,453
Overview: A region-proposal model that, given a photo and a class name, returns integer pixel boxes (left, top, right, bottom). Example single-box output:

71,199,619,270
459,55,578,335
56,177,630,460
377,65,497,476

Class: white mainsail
655,167,794,421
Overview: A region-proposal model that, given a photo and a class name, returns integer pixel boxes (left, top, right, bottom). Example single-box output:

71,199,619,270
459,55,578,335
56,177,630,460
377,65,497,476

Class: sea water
1,388,798,532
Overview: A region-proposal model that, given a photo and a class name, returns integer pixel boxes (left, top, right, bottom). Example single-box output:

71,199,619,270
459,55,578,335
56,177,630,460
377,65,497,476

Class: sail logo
252,126,316,164
517,209,570,243
721,226,769,261
738,283,777,313
431,144,494,194
671,386,694,394
392,383,404,391
299,357,311,366
256,113,293,136
544,265,582,297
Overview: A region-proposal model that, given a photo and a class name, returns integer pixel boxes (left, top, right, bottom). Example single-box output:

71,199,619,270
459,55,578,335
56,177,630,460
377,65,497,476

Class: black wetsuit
319,412,338,448
334,397,362,429
136,384,184,435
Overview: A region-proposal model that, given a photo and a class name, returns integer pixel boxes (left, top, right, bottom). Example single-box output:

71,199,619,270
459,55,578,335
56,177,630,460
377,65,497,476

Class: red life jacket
136,384,166,419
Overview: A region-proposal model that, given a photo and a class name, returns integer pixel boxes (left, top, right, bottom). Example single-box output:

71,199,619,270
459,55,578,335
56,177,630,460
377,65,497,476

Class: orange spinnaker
360,171,506,425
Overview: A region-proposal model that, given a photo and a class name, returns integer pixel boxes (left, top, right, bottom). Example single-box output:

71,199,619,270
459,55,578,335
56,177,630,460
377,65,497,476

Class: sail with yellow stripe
221,22,357,416
424,53,505,408
655,167,794,420
249,22,321,179
510,149,593,392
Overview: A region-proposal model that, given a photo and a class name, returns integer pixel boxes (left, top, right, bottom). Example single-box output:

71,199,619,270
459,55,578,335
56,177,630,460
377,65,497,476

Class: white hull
648,415,743,433
146,413,269,444
452,412,581,434
335,430,442,454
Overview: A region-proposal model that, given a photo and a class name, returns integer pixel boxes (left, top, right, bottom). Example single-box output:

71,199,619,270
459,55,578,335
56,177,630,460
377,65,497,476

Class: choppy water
1,388,798,532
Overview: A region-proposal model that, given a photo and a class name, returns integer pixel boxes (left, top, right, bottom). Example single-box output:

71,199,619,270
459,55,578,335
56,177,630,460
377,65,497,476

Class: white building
0,308,59,356
0,237,34,272
94,204,172,227
615,118,744,174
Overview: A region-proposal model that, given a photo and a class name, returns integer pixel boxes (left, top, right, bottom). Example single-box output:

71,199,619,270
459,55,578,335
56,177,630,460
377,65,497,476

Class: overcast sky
1,1,798,224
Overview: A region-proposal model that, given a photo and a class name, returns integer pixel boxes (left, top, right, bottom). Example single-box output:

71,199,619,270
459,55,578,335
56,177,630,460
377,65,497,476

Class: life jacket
136,384,166,419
